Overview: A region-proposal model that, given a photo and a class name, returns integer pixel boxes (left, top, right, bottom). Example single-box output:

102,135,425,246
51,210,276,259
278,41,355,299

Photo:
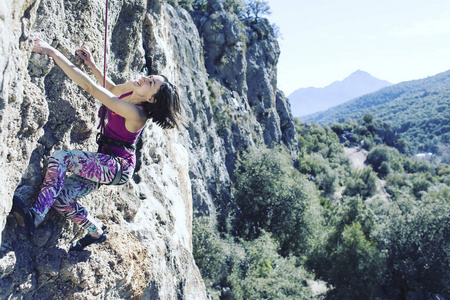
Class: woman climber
10,38,182,251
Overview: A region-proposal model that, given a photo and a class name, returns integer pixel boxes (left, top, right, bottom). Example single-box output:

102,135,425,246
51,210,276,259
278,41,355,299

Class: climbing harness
96,133,136,151
95,132,136,185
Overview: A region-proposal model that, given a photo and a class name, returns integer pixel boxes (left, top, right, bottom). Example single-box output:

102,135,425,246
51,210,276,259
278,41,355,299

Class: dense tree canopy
193,115,450,299
233,146,323,256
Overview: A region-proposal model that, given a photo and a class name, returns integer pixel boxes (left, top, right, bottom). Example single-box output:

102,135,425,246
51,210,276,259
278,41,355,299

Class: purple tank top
103,92,143,167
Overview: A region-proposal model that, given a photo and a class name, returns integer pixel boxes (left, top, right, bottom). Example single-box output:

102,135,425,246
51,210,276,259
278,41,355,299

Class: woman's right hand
76,45,94,66
32,38,56,57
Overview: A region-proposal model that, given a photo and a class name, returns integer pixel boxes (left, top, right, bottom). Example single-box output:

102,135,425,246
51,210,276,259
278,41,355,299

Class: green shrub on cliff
241,0,271,22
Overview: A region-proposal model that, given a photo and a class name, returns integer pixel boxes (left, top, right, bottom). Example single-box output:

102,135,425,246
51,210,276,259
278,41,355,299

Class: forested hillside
194,112,450,299
183,2,449,299
304,70,450,157
289,70,392,117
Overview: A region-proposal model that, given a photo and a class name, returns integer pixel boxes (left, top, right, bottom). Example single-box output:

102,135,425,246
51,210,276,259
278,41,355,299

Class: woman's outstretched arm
75,45,116,91
32,39,145,122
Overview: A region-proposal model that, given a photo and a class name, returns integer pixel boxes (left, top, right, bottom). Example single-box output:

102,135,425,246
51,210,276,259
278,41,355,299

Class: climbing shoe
70,226,108,251
10,195,36,236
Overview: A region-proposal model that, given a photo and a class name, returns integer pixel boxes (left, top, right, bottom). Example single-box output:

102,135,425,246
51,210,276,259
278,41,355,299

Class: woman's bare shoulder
110,82,132,97
124,110,147,133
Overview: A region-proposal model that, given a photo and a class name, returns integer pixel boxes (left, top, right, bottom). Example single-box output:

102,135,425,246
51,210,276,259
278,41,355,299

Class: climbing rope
97,0,109,152
98,0,109,136
103,0,108,89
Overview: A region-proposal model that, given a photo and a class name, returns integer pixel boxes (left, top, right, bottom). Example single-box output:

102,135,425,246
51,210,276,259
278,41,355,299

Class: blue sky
266,0,450,95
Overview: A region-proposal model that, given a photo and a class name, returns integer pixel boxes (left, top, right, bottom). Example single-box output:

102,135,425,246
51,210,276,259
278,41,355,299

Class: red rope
103,0,108,89
98,0,109,135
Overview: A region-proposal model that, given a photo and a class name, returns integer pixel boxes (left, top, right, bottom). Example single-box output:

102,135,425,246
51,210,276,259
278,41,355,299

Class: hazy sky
266,0,450,95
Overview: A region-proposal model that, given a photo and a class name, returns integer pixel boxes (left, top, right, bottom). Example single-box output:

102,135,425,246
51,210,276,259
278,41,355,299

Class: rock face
0,0,297,298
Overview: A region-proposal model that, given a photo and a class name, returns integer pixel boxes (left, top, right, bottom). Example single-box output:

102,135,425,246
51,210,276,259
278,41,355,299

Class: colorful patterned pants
30,149,133,234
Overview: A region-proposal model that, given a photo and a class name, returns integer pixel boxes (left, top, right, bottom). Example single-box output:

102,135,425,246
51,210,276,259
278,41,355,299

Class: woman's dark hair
141,75,183,129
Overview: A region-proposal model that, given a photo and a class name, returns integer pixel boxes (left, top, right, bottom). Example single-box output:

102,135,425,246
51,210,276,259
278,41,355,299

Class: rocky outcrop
190,0,298,202
1,0,206,298
0,0,298,298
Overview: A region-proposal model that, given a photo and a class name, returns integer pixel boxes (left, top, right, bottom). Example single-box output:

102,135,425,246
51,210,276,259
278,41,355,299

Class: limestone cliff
189,0,297,226
0,0,297,298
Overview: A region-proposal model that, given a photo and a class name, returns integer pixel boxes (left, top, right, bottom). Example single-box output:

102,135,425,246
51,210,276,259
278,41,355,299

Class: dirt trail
344,147,368,170
344,146,390,200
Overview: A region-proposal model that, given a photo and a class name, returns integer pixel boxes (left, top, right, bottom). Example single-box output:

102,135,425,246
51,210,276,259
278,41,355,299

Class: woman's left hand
32,38,55,57
76,45,96,68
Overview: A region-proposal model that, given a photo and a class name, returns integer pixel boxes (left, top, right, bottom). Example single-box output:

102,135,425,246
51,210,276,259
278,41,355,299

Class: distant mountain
289,70,392,117
303,70,450,154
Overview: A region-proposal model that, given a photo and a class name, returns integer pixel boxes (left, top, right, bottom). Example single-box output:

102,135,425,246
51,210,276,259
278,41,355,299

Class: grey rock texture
0,0,298,298
191,0,298,196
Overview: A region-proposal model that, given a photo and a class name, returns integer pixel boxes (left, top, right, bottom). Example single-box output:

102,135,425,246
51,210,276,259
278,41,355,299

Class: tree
343,167,378,199
229,232,314,299
193,216,314,299
233,145,323,256
307,197,385,299
225,0,245,15
367,146,390,172
243,0,271,22
363,113,374,123
378,194,450,298
192,215,232,282
367,145,403,178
